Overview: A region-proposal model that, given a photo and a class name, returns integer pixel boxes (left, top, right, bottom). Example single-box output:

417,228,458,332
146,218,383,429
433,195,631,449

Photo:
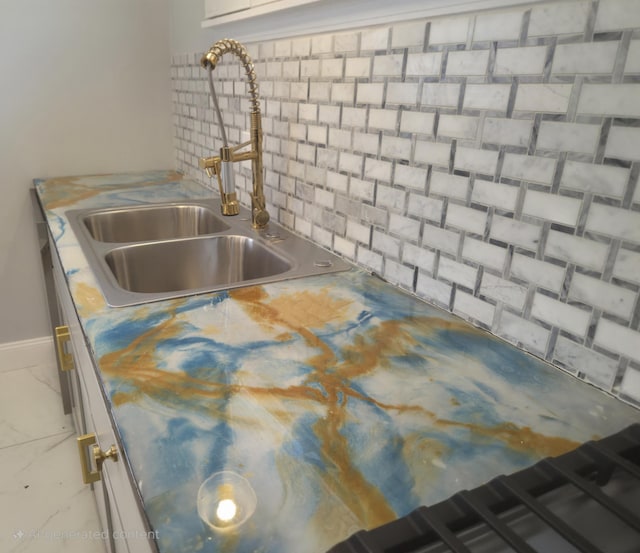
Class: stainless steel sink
82,203,229,242
66,199,351,307
105,235,291,293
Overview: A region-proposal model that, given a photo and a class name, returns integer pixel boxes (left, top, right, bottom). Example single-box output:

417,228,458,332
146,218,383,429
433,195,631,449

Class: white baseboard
0,336,56,373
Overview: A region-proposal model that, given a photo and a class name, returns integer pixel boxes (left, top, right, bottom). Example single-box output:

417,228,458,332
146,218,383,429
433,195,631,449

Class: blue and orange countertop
35,170,640,553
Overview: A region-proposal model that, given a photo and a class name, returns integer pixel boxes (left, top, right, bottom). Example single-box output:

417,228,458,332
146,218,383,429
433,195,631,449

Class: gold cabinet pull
54,325,74,372
77,433,119,484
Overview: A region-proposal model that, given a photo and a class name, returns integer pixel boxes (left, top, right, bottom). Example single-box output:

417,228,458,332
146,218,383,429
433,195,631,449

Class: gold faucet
199,39,269,229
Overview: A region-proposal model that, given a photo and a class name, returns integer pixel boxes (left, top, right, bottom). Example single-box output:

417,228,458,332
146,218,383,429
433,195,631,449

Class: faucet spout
200,39,269,229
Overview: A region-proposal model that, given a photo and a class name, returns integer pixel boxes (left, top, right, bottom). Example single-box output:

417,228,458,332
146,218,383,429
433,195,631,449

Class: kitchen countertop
35,170,640,553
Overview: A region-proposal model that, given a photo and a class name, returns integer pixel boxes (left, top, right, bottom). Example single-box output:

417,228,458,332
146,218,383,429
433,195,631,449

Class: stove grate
328,423,640,553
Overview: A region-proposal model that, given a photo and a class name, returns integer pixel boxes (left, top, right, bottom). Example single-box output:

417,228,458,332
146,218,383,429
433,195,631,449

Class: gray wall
0,0,174,343
171,0,640,406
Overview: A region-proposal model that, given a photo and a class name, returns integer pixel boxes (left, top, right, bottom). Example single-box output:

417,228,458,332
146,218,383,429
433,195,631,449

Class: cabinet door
205,0,251,18
51,241,155,553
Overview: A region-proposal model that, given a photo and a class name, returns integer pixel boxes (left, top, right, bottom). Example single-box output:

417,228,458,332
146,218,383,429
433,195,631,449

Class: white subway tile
400,111,435,136
403,243,436,272
329,128,351,149
491,215,541,250
386,83,419,105
454,290,495,326
471,179,519,211
342,107,367,128
430,172,469,201
422,224,461,255
494,46,547,75
349,176,374,200
613,249,640,285
439,257,478,289
595,0,640,31
437,115,479,140
514,84,572,114
357,248,383,274
356,83,384,105
334,32,358,53
408,194,444,222
282,60,299,78
390,213,421,240
291,37,311,56
595,318,640,363
353,132,379,155
621,368,640,402
406,52,442,76
327,171,349,194
346,220,371,244
416,273,452,306
502,153,556,185
474,9,524,41
373,54,403,76
511,254,565,292
482,117,533,147
529,1,590,36
570,273,636,320
395,165,427,190
381,136,412,160
319,104,340,125
369,108,398,131
301,59,321,77
295,216,312,237
340,152,362,174
462,237,507,271
446,50,490,76
554,336,618,389
377,185,406,211
310,82,331,101
537,121,600,155
578,85,640,117
429,15,470,44
454,147,499,175
481,273,528,310
605,126,640,162
290,82,308,100
586,204,640,244
345,57,371,78
625,40,640,73
463,84,511,112
311,34,333,54
545,230,609,271
384,260,415,289
523,190,581,226
334,235,356,258
361,27,390,51
321,58,344,78
414,141,452,168
447,203,487,235
498,311,550,354
391,21,426,48
532,293,591,337
552,41,619,74
422,83,461,108
314,187,335,209
364,158,392,182
561,161,628,198
372,230,401,258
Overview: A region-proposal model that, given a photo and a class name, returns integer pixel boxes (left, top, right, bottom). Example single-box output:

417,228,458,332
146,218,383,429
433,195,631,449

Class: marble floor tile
0,432,105,553
0,365,74,448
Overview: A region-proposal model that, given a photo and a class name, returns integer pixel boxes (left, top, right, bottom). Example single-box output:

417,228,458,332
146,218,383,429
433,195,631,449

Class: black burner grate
329,424,640,553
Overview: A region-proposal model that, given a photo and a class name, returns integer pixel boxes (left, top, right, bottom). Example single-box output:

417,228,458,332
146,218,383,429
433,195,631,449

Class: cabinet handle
77,433,119,484
55,325,74,372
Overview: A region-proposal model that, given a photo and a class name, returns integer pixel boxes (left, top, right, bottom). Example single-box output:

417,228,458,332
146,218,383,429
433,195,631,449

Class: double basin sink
67,199,351,307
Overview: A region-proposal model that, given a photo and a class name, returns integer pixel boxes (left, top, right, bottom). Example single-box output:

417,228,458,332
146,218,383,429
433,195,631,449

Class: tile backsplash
172,0,640,407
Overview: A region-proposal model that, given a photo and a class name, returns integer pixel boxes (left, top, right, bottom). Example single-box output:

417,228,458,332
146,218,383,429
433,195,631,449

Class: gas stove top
330,424,640,553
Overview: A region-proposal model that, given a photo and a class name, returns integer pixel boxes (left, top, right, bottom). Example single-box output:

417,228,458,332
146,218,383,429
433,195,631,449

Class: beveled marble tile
0,365,72,448
0,432,105,553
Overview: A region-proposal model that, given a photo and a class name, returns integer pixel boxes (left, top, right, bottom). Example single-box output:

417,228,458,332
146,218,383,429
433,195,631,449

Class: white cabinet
48,232,155,553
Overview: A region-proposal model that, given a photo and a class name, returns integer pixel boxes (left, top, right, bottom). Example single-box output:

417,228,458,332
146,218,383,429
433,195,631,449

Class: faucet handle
199,156,220,179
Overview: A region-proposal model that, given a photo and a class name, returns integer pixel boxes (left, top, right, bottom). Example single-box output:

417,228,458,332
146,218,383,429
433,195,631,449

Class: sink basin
81,203,229,243
105,236,291,293
66,198,351,307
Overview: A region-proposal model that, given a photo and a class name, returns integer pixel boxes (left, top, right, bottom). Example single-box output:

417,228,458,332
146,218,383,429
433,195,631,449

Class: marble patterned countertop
35,170,640,553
